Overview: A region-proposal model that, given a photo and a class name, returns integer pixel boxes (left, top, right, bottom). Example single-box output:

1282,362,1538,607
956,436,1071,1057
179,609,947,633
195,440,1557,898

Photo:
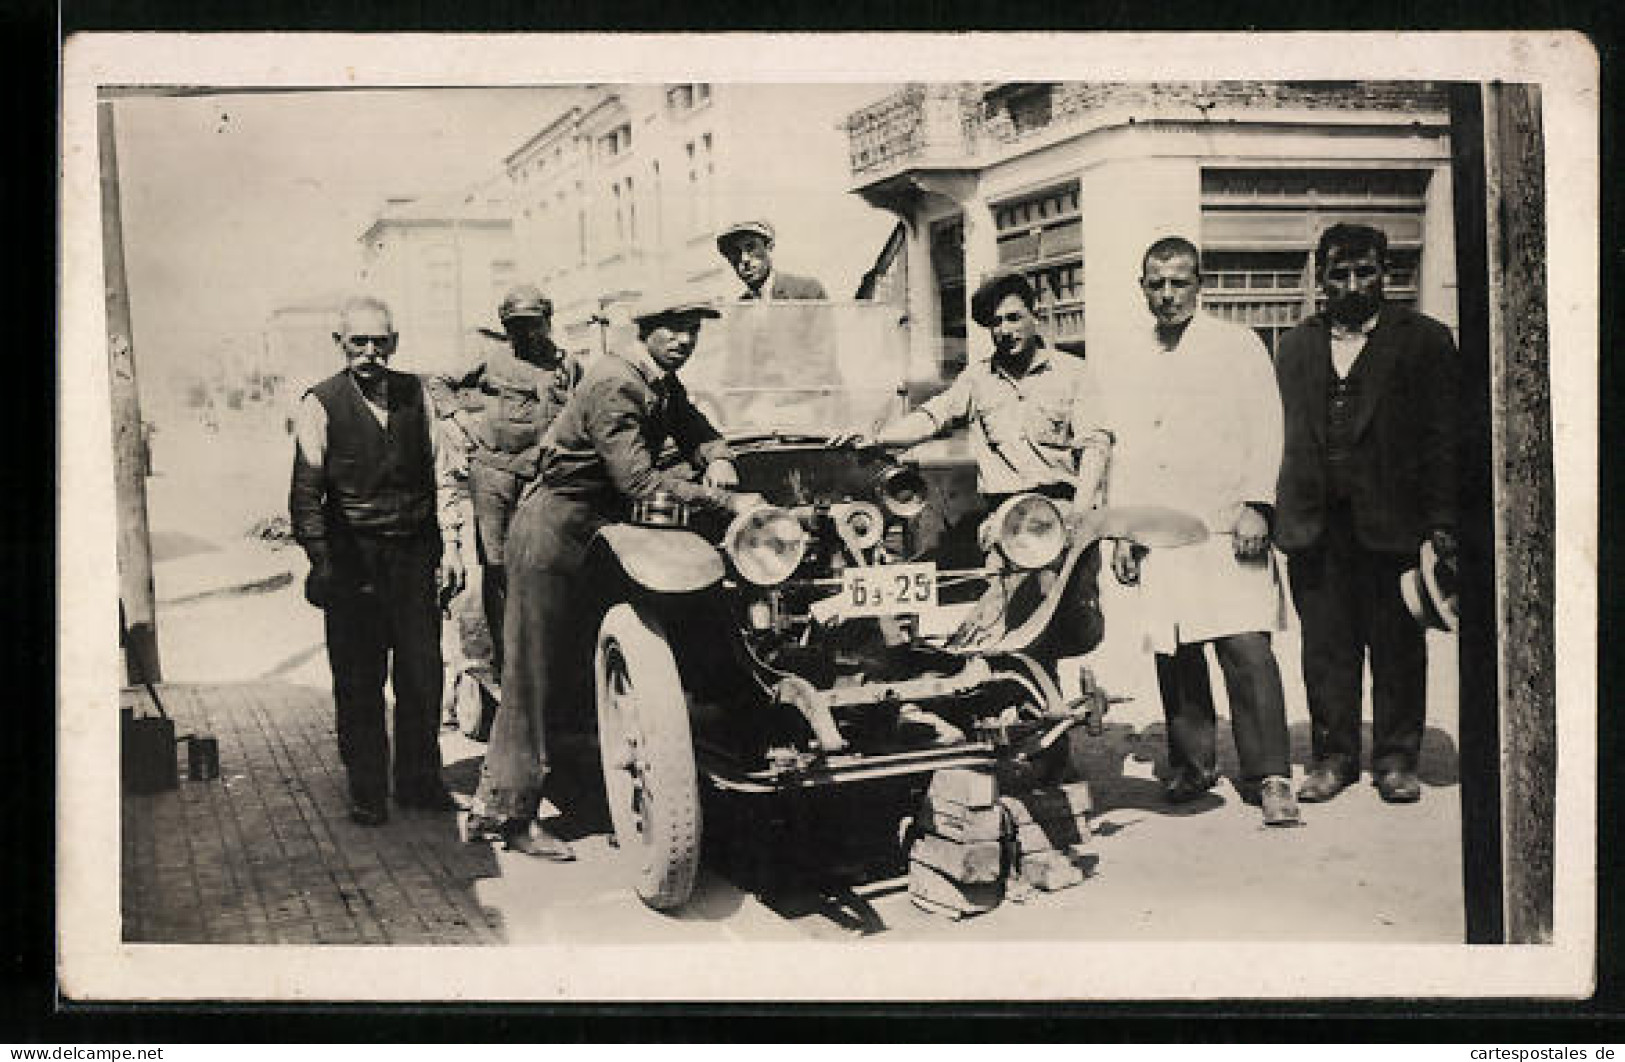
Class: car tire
594,602,702,911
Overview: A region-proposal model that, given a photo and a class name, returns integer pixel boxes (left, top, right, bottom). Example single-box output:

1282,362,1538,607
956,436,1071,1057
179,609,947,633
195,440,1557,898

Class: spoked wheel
594,603,702,911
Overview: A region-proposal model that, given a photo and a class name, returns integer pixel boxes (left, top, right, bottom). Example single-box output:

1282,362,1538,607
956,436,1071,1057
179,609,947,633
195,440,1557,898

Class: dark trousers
1155,632,1290,786
469,461,526,674
1287,508,1426,776
475,489,597,823
323,534,445,805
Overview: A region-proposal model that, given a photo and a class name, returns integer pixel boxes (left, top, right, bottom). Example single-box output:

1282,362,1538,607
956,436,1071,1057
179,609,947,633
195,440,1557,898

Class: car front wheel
594,602,702,911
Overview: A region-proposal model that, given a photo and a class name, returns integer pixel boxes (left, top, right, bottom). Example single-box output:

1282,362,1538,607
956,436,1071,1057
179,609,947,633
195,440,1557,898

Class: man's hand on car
825,431,876,450
703,458,740,489
725,491,769,516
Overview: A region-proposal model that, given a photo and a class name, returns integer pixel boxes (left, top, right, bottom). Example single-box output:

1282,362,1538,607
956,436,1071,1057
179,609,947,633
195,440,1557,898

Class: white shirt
1329,312,1379,379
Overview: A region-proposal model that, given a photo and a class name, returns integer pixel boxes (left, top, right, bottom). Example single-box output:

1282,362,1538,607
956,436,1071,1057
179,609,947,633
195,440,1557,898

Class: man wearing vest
434,285,581,685
1274,223,1459,805
289,296,467,826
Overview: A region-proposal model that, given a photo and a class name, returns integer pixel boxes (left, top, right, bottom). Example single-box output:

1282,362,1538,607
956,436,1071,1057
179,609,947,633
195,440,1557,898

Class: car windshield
676,300,914,436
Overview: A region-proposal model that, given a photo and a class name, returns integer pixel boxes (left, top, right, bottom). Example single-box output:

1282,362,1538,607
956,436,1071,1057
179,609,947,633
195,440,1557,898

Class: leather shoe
1258,776,1301,827
503,822,576,862
1297,765,1357,803
1374,769,1422,804
349,800,389,827
1162,769,1219,804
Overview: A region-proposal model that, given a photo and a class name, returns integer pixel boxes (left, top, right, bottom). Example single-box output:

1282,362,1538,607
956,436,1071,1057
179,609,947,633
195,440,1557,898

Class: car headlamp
724,505,808,586
872,464,928,520
830,501,885,551
990,493,1068,570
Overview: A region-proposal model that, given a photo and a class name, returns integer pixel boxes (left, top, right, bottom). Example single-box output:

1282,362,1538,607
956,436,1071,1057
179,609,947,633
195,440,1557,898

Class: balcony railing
845,84,979,179
848,81,1451,180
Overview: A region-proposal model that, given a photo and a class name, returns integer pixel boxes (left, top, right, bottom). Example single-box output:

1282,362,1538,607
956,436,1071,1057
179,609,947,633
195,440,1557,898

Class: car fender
590,524,726,595
1093,505,1210,550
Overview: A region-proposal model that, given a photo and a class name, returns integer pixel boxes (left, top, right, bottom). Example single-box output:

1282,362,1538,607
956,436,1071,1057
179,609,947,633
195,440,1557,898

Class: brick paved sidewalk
120,682,505,945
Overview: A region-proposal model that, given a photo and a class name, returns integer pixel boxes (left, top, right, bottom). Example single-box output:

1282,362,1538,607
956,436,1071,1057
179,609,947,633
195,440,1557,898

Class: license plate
840,562,938,617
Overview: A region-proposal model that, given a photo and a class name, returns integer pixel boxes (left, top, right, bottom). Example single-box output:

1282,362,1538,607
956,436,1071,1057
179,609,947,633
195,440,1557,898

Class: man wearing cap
715,220,828,302
714,219,837,427
289,295,467,826
857,269,1110,521
464,292,763,858
1091,237,1299,827
432,284,580,686
1274,223,1459,805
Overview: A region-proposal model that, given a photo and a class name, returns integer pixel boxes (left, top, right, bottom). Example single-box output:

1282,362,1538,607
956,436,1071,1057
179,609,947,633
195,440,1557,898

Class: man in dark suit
715,219,828,301
1274,223,1459,805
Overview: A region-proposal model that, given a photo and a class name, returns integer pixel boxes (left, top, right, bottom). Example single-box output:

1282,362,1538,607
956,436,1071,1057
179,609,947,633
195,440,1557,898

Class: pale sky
112,87,577,379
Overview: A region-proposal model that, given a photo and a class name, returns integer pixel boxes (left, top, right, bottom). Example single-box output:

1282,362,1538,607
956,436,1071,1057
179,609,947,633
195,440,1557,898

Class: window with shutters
1200,167,1430,358
991,181,1083,346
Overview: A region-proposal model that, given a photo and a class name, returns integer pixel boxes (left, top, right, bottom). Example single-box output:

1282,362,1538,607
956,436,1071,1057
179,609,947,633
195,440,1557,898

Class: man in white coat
1093,236,1299,827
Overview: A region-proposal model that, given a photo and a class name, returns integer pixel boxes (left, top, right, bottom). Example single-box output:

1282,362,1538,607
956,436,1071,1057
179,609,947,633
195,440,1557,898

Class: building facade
502,83,898,357
844,81,1457,389
354,178,518,376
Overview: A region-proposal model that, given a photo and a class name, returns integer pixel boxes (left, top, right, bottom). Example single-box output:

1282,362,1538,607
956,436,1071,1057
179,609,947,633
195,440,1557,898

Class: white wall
1081,156,1202,357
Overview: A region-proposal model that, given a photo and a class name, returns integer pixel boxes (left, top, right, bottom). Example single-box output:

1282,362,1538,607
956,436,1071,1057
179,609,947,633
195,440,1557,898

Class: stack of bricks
907,768,1005,919
907,768,1097,918
1001,782,1094,892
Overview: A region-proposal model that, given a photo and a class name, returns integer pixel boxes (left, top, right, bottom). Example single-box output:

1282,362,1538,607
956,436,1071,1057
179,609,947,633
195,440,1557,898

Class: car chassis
579,432,1203,910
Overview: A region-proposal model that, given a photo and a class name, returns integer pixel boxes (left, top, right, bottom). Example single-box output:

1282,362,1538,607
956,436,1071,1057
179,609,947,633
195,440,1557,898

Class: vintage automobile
581,428,1204,910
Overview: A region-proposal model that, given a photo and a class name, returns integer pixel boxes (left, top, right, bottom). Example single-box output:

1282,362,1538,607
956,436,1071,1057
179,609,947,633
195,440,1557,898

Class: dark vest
459,341,576,478
1323,353,1368,503
307,369,436,537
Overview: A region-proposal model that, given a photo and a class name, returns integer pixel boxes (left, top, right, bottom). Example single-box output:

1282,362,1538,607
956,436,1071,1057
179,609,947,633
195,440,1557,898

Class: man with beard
289,296,467,825
1274,223,1459,805
1092,237,1299,827
434,285,580,691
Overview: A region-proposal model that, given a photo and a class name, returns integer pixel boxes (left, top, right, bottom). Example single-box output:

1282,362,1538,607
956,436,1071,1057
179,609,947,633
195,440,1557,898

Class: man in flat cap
715,220,828,302
713,219,837,428
464,291,763,858
432,285,581,715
